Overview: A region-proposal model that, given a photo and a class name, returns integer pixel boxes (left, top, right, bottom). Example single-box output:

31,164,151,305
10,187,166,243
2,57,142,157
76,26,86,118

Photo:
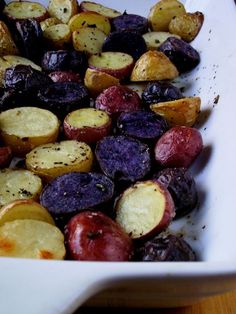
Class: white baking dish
1,0,236,313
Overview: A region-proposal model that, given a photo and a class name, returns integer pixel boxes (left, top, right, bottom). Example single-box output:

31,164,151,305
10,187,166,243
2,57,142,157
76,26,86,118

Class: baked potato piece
84,68,119,96
40,17,61,31
64,108,111,144
68,12,111,35
26,140,93,181
43,24,71,49
169,12,204,42
150,97,201,127
131,51,179,82
3,1,48,22
148,0,186,32
48,0,78,24
0,199,55,226
0,21,18,57
0,107,59,156
142,31,180,50
111,13,148,35
72,27,106,55
0,146,12,168
80,1,121,19
0,219,65,259
0,169,42,207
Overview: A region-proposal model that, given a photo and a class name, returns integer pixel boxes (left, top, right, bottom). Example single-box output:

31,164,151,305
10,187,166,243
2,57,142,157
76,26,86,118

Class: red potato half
88,52,134,80
116,180,175,240
155,126,203,168
64,108,112,144
65,211,133,261
0,146,12,168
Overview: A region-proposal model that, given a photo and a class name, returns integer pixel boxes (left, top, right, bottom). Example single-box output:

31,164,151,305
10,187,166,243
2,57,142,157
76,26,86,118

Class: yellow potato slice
151,97,201,127
48,0,78,24
0,219,65,259
131,50,178,82
40,17,61,31
142,31,180,50
0,22,18,57
148,0,186,31
0,169,42,208
80,1,121,19
3,1,48,21
43,24,71,48
26,140,93,181
0,107,60,156
0,200,55,227
68,12,111,35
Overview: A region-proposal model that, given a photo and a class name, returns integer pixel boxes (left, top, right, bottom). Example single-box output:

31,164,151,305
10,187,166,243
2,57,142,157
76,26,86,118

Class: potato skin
0,21,18,56
80,1,121,19
111,13,148,35
0,146,12,168
154,126,203,168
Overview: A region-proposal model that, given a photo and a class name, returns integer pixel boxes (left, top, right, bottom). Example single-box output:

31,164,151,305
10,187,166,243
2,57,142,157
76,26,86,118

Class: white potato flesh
3,2,48,20
1,55,42,71
43,24,71,47
0,219,65,259
143,31,180,50
73,27,106,54
48,0,78,24
0,169,42,207
89,52,133,70
80,1,121,18
66,108,110,128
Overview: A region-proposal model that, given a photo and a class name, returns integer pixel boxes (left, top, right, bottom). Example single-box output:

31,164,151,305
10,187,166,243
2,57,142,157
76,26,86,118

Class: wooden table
77,291,236,313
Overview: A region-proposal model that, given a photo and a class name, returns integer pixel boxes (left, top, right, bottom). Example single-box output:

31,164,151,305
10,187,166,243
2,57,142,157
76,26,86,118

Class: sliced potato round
43,24,71,48
0,107,60,156
0,199,55,226
150,97,201,127
0,219,65,259
0,169,42,208
3,1,48,22
142,31,180,50
131,50,178,82
48,0,78,24
80,1,121,19
0,21,18,57
26,140,93,181
40,17,61,32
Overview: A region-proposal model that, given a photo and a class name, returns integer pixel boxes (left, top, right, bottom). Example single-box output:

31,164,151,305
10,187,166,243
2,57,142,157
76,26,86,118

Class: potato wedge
169,12,204,42
0,219,65,259
84,68,120,96
3,1,48,22
142,31,180,50
0,21,18,57
0,169,42,208
0,200,55,226
80,1,121,19
131,50,178,81
43,24,71,48
68,12,111,35
48,0,78,24
72,27,106,55
148,0,186,31
0,107,60,156
151,97,201,127
26,140,93,181
40,17,61,31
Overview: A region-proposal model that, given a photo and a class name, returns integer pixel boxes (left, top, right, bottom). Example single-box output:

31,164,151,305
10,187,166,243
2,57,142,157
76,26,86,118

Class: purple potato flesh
111,13,148,34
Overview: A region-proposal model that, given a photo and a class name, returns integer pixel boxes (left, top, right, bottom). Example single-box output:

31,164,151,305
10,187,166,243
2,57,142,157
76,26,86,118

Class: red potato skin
0,146,12,168
63,117,112,144
48,71,81,83
64,211,134,261
95,85,141,117
89,61,134,80
154,126,203,168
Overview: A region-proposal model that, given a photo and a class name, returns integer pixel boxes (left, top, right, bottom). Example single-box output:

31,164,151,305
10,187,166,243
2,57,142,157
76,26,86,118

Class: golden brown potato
148,0,186,31
43,24,71,48
0,169,43,208
80,1,121,19
150,97,201,127
40,17,61,31
68,12,111,35
0,219,65,259
48,0,78,23
169,12,204,42
131,50,179,82
142,31,180,50
84,68,120,96
0,107,60,156
0,22,18,57
0,200,55,227
26,140,93,181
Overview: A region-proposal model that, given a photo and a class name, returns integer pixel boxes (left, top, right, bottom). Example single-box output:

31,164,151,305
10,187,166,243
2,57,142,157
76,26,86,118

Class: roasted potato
0,21,18,57
64,108,112,144
0,107,60,156
150,97,201,127
49,71,81,83
148,0,186,32
111,13,148,35
43,24,71,49
72,27,106,55
0,169,42,207
142,31,180,50
131,50,179,82
26,140,93,181
40,17,61,31
169,12,204,42
80,1,121,19
84,68,119,96
68,12,111,35
48,0,78,24
0,199,55,226
0,146,12,168
0,219,65,259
